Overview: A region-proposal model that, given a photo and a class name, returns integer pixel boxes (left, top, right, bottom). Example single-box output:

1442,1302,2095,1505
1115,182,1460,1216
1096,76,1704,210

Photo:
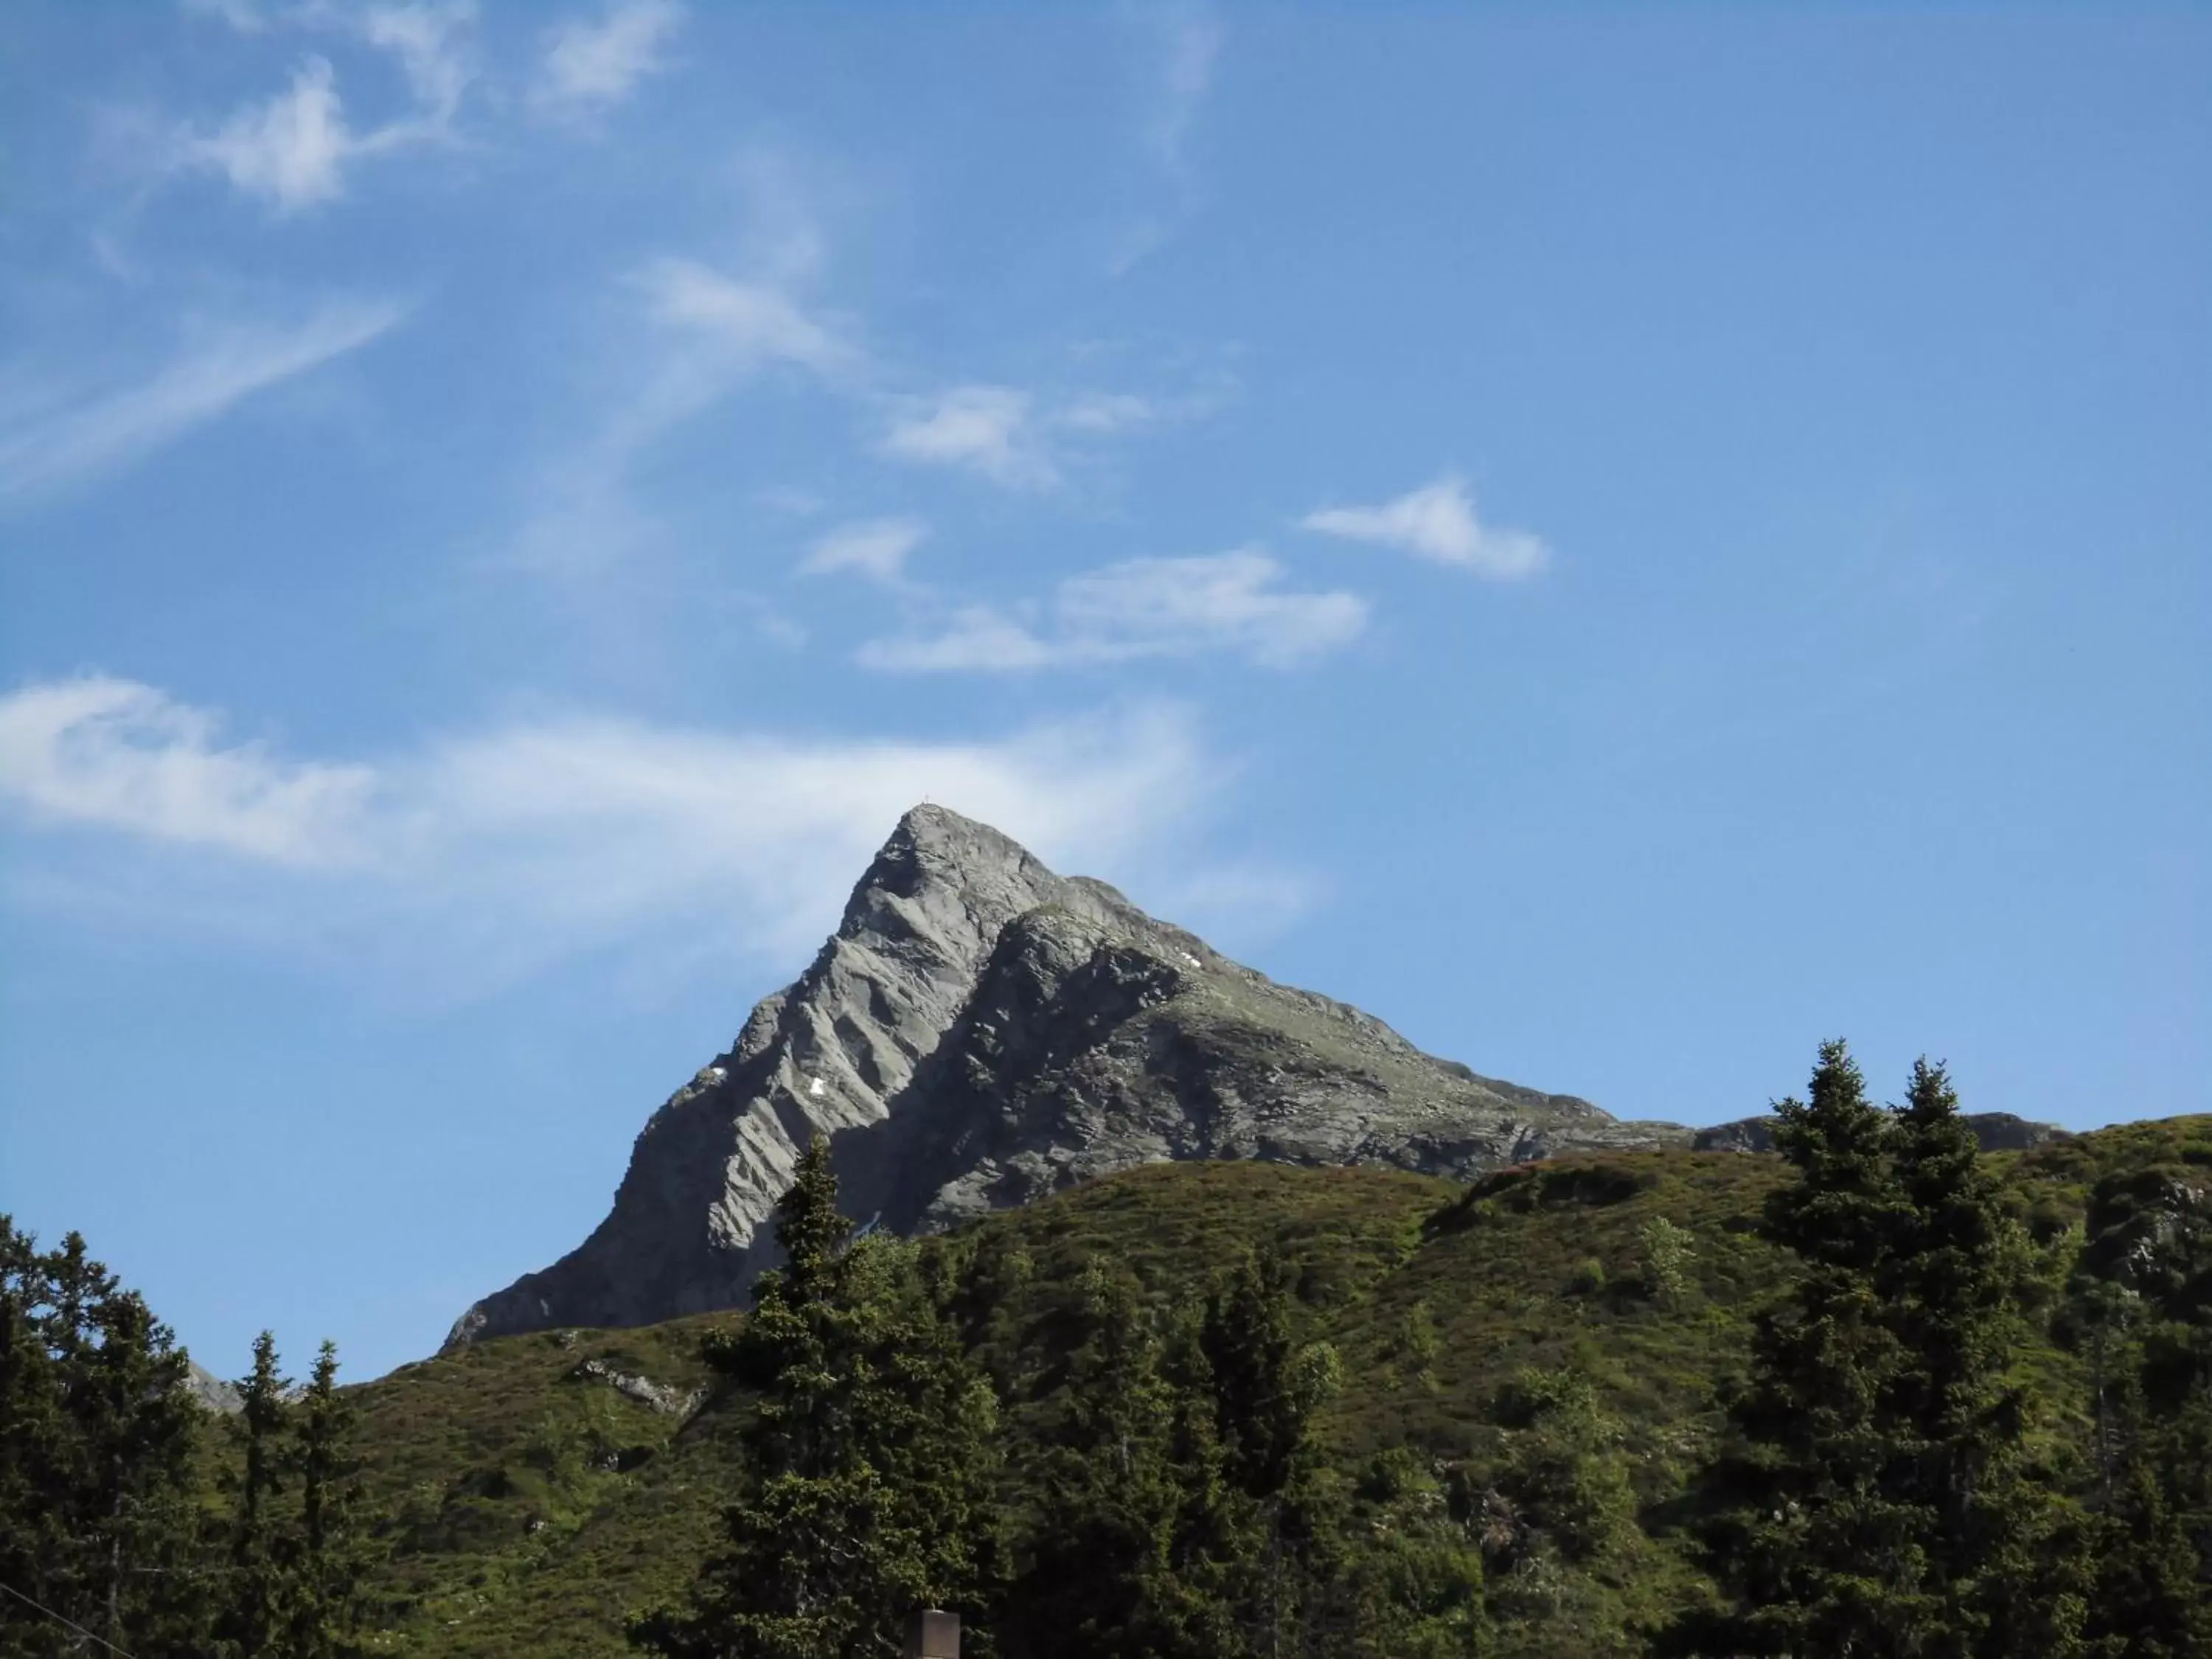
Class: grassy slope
345,1115,2212,1656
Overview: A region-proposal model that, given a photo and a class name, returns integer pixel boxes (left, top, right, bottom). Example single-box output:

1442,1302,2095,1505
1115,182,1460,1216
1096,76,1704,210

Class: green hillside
328,1113,2211,1657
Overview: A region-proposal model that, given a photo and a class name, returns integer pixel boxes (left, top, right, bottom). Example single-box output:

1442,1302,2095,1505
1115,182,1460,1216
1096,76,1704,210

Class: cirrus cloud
0,677,379,866
0,299,407,507
167,4,479,212
881,385,1051,489
858,550,1366,673
1300,473,1548,580
0,675,1214,981
799,518,928,584
537,0,688,111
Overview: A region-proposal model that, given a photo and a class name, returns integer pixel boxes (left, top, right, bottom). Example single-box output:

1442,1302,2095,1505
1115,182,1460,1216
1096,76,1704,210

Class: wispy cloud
1145,2,1222,173
499,255,853,577
175,56,353,211
1147,858,1326,953
537,0,687,111
0,676,1211,981
799,517,926,584
181,0,271,30
0,678,379,866
1056,392,1162,434
167,2,477,212
859,550,1366,673
635,256,856,380
882,385,1051,489
1300,473,1548,580
857,608,1054,674
0,300,406,507
354,1,478,125
1112,2,1222,272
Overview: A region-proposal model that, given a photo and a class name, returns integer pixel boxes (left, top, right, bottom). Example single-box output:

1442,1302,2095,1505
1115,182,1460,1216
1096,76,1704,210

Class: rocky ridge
184,1360,243,1416
448,804,1691,1348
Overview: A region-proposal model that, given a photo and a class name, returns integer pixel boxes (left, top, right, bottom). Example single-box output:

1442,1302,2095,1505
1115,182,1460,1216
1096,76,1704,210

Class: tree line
0,1220,368,1658
4,1038,2208,1655
633,1043,2212,1658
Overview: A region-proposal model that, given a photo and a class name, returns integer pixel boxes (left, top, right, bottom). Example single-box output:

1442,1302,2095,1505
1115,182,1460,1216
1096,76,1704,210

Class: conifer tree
1000,1260,1242,1659
2089,1367,2210,1659
218,1330,296,1659
2073,1162,2212,1658
1662,1040,1929,1658
0,1221,69,1656
290,1340,369,1659
630,1135,1001,1659
0,1220,209,1658
1666,1045,2096,1658
1200,1248,1343,1659
1883,1059,2087,1656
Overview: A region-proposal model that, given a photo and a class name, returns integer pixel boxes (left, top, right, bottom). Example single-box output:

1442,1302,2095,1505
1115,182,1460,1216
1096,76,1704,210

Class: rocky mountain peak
444,805,1688,1351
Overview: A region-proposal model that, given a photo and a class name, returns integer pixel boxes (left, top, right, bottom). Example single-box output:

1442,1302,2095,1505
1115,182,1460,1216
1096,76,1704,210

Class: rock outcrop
446,804,1689,1349
566,1358,704,1418
184,1360,243,1415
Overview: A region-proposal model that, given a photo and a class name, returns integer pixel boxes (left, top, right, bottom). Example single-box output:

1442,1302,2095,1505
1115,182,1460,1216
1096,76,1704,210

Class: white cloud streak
1299,473,1548,580
0,677,1212,978
0,678,379,866
881,385,1051,489
177,56,353,211
181,0,271,31
0,300,406,507
355,1,478,125
1147,4,1222,173
168,3,477,212
799,518,926,584
858,550,1366,673
1055,392,1161,434
1111,3,1222,273
497,255,852,577
636,257,855,379
857,608,1055,675
538,0,687,111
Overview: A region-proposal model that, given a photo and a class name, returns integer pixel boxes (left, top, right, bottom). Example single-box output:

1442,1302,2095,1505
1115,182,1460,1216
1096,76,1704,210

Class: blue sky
2,3,2206,1383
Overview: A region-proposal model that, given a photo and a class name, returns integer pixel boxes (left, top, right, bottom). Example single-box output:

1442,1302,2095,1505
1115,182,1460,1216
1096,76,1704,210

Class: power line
0,1578,140,1659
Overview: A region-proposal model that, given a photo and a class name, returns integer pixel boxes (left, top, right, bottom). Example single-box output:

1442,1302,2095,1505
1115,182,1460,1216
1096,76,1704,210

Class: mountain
184,1359,243,1415
447,804,1690,1348
347,1114,2211,1658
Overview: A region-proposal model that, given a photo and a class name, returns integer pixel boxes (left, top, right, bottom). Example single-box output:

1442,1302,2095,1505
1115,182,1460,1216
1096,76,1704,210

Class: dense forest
4,1043,2208,1657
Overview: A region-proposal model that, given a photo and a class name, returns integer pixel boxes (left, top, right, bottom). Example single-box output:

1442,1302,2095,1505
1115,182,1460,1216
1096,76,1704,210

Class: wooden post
904,1607,960,1658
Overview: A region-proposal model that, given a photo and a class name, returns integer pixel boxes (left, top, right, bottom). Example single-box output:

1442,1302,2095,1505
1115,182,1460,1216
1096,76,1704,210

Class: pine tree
289,1340,369,1659
630,1135,1001,1659
0,1220,70,1658
999,1260,1242,1659
0,1220,209,1658
1882,1059,2087,1657
2073,1161,2212,1658
218,1330,296,1659
1661,1040,1930,1658
2090,1370,2210,1659
1666,1045,2098,1658
1200,1248,1344,1659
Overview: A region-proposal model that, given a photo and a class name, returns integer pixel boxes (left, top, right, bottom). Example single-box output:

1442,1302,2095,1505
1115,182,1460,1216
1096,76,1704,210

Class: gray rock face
184,1360,243,1416
446,805,1688,1349
567,1358,704,1417
1691,1110,2067,1156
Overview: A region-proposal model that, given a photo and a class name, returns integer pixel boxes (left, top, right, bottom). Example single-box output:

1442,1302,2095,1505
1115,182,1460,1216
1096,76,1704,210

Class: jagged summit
445,804,1686,1350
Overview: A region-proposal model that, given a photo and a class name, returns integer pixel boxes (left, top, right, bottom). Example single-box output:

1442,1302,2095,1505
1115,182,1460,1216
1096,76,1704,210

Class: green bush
1565,1257,1607,1297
